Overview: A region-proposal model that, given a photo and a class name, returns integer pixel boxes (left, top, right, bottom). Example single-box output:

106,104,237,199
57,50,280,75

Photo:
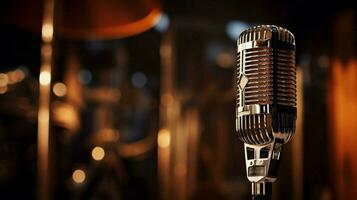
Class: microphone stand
251,182,272,200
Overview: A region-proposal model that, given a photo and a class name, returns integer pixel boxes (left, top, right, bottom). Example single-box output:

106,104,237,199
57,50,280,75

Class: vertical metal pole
37,0,54,199
158,28,174,200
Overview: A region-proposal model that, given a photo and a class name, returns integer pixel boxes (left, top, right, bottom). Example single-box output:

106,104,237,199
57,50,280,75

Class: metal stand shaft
251,182,272,200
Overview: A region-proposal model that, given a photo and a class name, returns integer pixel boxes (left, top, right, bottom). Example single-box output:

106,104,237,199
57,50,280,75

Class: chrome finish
235,25,297,195
252,182,272,196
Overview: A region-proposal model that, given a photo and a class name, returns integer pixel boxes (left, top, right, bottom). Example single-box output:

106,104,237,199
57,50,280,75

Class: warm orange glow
53,82,67,97
60,8,162,40
39,71,51,85
330,59,357,199
95,129,120,143
160,44,172,58
161,94,173,106
158,129,170,148
0,86,8,94
51,101,79,131
72,169,86,183
0,73,8,87
292,68,304,200
91,146,105,161
38,0,54,199
41,44,52,58
174,163,186,177
8,69,25,84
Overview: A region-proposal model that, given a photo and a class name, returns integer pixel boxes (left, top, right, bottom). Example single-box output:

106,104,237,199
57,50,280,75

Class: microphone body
235,25,296,198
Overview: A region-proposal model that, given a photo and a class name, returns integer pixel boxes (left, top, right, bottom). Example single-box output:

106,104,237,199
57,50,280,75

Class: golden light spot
8,69,25,84
0,73,8,87
42,24,53,42
72,169,86,184
53,82,67,97
158,129,170,148
91,146,105,161
14,69,25,82
39,71,51,85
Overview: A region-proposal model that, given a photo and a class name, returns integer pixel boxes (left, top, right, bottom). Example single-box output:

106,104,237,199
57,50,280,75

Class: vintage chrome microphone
235,25,296,199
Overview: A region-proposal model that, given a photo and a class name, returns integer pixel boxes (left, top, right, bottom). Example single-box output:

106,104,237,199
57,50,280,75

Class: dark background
0,0,356,199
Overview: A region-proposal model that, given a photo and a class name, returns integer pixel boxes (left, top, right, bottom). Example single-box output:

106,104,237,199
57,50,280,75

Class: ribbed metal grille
238,26,273,44
236,25,297,145
277,49,296,106
244,47,274,105
238,25,295,44
237,114,273,145
236,52,241,107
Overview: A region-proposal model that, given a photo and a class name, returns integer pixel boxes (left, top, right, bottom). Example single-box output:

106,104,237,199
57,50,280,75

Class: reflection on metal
37,0,54,199
236,25,296,183
236,25,297,198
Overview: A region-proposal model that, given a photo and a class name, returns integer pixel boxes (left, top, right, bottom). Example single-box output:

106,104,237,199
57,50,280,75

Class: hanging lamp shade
57,0,162,39
2,0,162,40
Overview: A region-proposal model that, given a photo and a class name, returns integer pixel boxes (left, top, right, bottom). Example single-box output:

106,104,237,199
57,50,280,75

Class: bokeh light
154,13,169,32
131,72,147,88
39,71,51,85
158,129,170,148
53,82,67,97
91,146,105,161
226,21,249,41
0,73,9,87
72,169,86,184
78,69,92,85
42,24,53,42
0,86,8,94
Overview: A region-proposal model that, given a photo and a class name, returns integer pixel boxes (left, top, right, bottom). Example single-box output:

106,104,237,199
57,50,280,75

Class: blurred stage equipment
235,25,297,199
35,0,162,199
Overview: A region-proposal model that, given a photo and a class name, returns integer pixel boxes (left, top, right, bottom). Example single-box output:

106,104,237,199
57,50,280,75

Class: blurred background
0,0,356,200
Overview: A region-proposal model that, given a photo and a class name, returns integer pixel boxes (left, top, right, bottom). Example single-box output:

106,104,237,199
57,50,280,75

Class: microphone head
235,25,296,184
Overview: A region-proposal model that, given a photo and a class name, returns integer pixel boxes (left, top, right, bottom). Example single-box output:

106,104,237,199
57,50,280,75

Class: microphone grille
236,25,296,108
237,25,295,45
236,25,296,145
